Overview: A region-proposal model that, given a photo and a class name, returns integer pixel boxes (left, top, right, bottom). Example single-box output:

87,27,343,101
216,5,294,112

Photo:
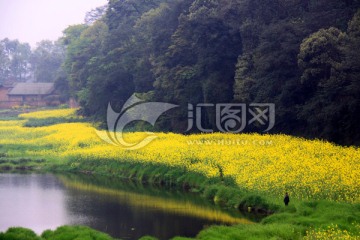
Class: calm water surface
0,173,253,239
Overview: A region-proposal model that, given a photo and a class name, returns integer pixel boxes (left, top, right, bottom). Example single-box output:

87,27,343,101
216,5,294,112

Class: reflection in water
0,174,253,240
0,174,69,233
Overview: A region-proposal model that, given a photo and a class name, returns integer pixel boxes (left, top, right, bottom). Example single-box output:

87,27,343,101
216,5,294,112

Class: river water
0,173,253,239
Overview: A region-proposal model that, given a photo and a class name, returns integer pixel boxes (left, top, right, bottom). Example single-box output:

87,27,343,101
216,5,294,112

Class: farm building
0,79,16,108
0,82,60,108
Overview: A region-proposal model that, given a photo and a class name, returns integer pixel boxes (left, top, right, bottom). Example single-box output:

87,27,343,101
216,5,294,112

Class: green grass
1,150,360,239
0,226,113,240
1,150,359,239
41,226,113,240
0,228,42,240
48,157,360,239
0,110,359,240
22,117,85,127
0,109,21,121
196,223,303,240
190,200,360,240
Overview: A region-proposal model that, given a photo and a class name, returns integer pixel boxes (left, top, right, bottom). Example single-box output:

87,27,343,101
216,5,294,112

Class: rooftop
8,83,55,95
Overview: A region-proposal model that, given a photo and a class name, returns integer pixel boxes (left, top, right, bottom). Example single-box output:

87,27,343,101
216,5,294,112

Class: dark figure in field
284,192,290,206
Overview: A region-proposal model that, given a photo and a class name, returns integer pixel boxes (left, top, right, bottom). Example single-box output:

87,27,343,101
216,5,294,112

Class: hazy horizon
0,0,108,48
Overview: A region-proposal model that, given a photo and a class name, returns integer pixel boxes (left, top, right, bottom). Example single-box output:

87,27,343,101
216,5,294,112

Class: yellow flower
0,109,359,203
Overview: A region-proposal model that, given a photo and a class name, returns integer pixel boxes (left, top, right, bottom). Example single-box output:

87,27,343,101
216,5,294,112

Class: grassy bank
0,226,114,240
0,108,359,239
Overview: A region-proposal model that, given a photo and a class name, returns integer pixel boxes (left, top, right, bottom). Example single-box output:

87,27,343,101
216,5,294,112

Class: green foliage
239,195,271,210
23,117,85,127
139,236,159,240
298,27,345,88
0,38,32,82
196,223,303,240
0,226,114,240
41,226,113,240
58,0,360,145
151,0,242,130
262,200,360,234
0,227,41,240
30,40,65,83
194,199,360,240
296,10,360,144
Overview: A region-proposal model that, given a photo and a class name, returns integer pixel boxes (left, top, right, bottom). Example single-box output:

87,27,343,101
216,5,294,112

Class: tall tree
30,40,65,83
59,0,360,144
0,43,10,84
85,5,107,25
296,10,360,144
0,39,31,82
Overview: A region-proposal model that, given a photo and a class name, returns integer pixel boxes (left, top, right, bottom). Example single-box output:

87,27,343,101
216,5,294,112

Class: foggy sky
0,0,108,48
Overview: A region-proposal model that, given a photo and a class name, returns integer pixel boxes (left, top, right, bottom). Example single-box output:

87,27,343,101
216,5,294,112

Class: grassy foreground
0,109,360,239
0,226,114,240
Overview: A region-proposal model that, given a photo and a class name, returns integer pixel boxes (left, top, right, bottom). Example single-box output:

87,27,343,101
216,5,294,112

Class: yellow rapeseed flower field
304,224,360,240
0,109,359,203
18,108,78,119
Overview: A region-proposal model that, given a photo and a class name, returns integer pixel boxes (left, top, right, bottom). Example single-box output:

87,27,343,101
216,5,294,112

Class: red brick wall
0,101,22,108
8,95,23,102
0,87,9,101
8,95,51,107
0,87,21,108
0,92,61,108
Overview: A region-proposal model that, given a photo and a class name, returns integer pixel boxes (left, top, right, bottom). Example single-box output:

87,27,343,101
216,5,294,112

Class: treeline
0,39,65,83
0,39,69,102
20,0,360,145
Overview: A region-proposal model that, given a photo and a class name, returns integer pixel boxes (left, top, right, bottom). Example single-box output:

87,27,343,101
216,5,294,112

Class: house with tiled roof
0,82,60,108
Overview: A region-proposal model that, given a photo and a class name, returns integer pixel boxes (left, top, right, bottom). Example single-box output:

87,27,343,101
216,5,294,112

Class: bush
213,186,236,207
203,185,221,201
0,226,115,240
0,227,41,240
41,226,113,240
239,194,275,211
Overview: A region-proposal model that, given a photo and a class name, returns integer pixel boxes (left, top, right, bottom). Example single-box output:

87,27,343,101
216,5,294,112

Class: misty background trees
1,0,360,145
0,39,65,84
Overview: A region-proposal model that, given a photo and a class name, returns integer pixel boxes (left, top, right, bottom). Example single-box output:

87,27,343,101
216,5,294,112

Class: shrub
41,226,113,240
0,227,41,240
